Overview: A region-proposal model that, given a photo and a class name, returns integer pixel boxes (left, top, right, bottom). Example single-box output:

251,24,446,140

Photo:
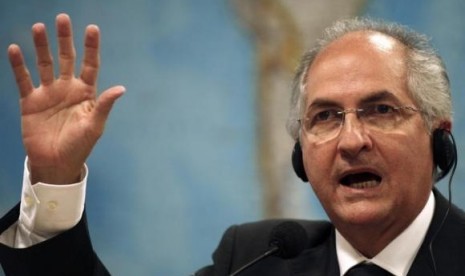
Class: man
0,14,463,276
195,19,463,275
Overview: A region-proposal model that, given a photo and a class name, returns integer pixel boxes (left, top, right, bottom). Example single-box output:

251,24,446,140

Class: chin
334,203,391,226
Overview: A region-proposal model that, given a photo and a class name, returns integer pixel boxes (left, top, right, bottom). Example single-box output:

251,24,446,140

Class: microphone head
268,221,308,259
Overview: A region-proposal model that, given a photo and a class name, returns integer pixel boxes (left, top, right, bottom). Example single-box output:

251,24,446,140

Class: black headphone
433,128,457,181
291,128,457,183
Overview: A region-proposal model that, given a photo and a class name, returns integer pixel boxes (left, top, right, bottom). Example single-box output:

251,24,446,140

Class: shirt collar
336,191,435,276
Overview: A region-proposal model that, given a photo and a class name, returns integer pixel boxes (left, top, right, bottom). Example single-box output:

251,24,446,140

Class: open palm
8,14,124,184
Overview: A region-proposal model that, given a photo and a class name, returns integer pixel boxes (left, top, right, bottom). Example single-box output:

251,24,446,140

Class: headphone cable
428,132,457,275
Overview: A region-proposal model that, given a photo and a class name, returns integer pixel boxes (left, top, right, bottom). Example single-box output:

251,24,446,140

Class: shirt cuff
16,157,87,247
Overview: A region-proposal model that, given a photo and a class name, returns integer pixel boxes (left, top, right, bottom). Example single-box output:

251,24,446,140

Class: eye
304,108,341,131
313,109,339,122
374,104,394,114
315,110,332,121
363,104,397,116
304,108,342,134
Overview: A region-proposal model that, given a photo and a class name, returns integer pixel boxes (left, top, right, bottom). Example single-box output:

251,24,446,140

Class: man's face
301,32,435,235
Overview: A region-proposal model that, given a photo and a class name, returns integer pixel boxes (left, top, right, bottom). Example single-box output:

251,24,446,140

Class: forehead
304,31,413,107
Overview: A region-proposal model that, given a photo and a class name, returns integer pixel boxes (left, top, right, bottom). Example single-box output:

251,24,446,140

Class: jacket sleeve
0,203,109,276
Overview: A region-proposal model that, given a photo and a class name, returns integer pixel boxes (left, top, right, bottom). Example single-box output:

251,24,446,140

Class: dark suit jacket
196,190,465,276
0,203,109,276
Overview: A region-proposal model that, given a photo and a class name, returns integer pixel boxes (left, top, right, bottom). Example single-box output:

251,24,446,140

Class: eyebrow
307,90,402,110
359,90,402,105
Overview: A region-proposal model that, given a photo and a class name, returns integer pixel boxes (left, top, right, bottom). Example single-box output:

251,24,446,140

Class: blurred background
0,0,464,275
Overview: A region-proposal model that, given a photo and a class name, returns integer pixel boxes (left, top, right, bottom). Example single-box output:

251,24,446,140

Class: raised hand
8,13,125,184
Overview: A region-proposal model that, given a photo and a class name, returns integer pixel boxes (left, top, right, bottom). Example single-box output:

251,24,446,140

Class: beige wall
233,0,366,218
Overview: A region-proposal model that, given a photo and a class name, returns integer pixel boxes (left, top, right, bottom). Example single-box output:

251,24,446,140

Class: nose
336,113,373,159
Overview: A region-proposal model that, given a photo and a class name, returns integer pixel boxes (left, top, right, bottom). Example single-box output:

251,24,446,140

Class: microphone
229,221,309,276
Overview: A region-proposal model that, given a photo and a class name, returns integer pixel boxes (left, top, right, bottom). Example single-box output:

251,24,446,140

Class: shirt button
24,195,34,207
47,201,58,210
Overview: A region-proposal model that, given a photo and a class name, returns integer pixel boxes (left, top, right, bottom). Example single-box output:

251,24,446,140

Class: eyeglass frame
299,103,422,142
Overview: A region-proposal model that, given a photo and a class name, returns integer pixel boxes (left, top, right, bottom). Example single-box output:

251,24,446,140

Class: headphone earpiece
292,141,308,182
432,128,457,182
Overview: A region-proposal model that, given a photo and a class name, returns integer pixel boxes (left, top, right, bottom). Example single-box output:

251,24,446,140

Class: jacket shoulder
201,219,332,275
233,219,333,248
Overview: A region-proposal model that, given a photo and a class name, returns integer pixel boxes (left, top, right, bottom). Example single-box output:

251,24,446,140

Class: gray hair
286,18,452,141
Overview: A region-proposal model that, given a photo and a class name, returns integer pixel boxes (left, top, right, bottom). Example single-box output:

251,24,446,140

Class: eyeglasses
300,103,421,142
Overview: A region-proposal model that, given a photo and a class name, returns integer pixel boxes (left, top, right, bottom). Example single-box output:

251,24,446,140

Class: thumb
93,85,125,129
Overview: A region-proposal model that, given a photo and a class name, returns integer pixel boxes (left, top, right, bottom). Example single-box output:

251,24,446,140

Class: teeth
349,180,380,189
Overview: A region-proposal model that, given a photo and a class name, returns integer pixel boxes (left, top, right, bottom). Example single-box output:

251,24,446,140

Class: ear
438,120,452,132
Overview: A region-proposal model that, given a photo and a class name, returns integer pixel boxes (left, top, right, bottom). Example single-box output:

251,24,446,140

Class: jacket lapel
408,189,465,275
290,227,340,276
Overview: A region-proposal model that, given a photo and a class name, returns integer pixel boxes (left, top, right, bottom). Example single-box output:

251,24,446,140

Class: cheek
302,143,335,183
380,132,434,180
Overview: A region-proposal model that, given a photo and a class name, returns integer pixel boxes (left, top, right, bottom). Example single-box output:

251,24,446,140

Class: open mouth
340,172,382,189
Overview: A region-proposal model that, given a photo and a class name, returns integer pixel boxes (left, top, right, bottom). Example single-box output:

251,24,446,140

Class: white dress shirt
0,158,87,248
336,192,435,276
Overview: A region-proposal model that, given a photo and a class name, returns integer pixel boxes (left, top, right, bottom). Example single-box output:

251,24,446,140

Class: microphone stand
229,246,279,276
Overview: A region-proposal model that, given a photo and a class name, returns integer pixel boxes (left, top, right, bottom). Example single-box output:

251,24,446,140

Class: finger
32,23,55,85
8,44,34,98
80,24,100,86
92,85,125,129
56,13,76,79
